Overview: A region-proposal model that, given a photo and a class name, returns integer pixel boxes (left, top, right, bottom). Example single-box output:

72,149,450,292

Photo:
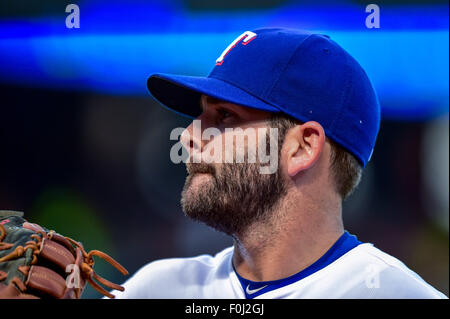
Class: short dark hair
269,113,363,200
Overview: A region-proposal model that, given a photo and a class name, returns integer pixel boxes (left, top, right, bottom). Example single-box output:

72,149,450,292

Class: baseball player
105,28,447,299
0,28,446,299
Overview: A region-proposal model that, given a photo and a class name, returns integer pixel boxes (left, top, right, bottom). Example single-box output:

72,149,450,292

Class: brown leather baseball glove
0,210,128,299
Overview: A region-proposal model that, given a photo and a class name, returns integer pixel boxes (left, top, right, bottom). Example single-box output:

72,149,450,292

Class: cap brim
147,73,280,118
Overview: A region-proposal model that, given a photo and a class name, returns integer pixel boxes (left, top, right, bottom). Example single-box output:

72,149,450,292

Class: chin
182,174,212,209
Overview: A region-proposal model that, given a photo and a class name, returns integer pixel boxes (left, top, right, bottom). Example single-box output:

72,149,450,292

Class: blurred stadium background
0,0,448,298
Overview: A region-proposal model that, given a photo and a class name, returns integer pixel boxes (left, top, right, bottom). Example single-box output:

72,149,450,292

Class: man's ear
285,121,325,177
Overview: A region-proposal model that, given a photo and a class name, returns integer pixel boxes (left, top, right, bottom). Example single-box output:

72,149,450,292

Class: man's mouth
186,163,216,176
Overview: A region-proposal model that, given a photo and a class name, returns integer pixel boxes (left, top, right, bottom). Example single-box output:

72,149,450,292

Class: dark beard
181,159,287,238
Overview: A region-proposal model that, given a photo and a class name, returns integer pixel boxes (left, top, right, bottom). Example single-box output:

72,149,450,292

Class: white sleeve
105,260,168,299
363,264,448,299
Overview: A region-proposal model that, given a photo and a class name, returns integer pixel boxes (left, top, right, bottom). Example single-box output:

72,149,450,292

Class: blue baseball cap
147,28,380,167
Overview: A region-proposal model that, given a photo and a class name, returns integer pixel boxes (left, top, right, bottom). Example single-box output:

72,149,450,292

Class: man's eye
218,109,232,119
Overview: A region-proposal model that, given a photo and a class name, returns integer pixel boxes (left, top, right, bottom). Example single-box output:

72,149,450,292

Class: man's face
180,95,288,237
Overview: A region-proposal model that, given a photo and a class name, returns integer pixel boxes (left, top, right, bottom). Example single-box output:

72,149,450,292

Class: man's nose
180,118,208,158
180,124,197,154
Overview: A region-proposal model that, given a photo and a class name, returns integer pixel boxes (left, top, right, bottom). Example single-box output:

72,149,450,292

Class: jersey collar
233,231,362,299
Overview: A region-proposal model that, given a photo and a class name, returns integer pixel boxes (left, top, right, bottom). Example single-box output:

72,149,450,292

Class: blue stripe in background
0,1,448,120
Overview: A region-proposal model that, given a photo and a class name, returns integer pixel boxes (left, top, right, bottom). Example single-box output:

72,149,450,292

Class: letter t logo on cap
216,31,257,65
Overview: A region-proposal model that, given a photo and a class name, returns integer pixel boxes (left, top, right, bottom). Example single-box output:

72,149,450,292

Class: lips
186,163,216,176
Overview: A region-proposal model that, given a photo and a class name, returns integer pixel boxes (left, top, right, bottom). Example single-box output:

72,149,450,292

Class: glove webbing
0,223,129,298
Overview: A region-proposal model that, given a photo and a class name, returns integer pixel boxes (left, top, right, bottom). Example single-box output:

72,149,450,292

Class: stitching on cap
263,33,315,100
329,51,354,133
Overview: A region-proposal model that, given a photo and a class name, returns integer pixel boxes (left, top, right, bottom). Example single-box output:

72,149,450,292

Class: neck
232,191,344,282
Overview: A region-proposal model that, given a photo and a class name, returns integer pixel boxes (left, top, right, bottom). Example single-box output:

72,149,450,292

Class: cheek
201,133,227,163
202,123,271,163
221,129,266,163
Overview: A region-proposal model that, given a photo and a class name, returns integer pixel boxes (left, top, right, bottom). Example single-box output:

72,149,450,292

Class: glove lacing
0,224,128,298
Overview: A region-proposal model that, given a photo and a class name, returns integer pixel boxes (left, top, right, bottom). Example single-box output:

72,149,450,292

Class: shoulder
337,243,447,299
110,246,234,299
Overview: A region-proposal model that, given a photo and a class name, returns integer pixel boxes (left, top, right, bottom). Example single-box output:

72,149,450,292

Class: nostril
189,140,194,150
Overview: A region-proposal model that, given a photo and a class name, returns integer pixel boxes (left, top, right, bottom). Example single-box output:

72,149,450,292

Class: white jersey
110,232,447,299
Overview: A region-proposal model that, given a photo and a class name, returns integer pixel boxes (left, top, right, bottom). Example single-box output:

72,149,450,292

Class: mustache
186,162,216,176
